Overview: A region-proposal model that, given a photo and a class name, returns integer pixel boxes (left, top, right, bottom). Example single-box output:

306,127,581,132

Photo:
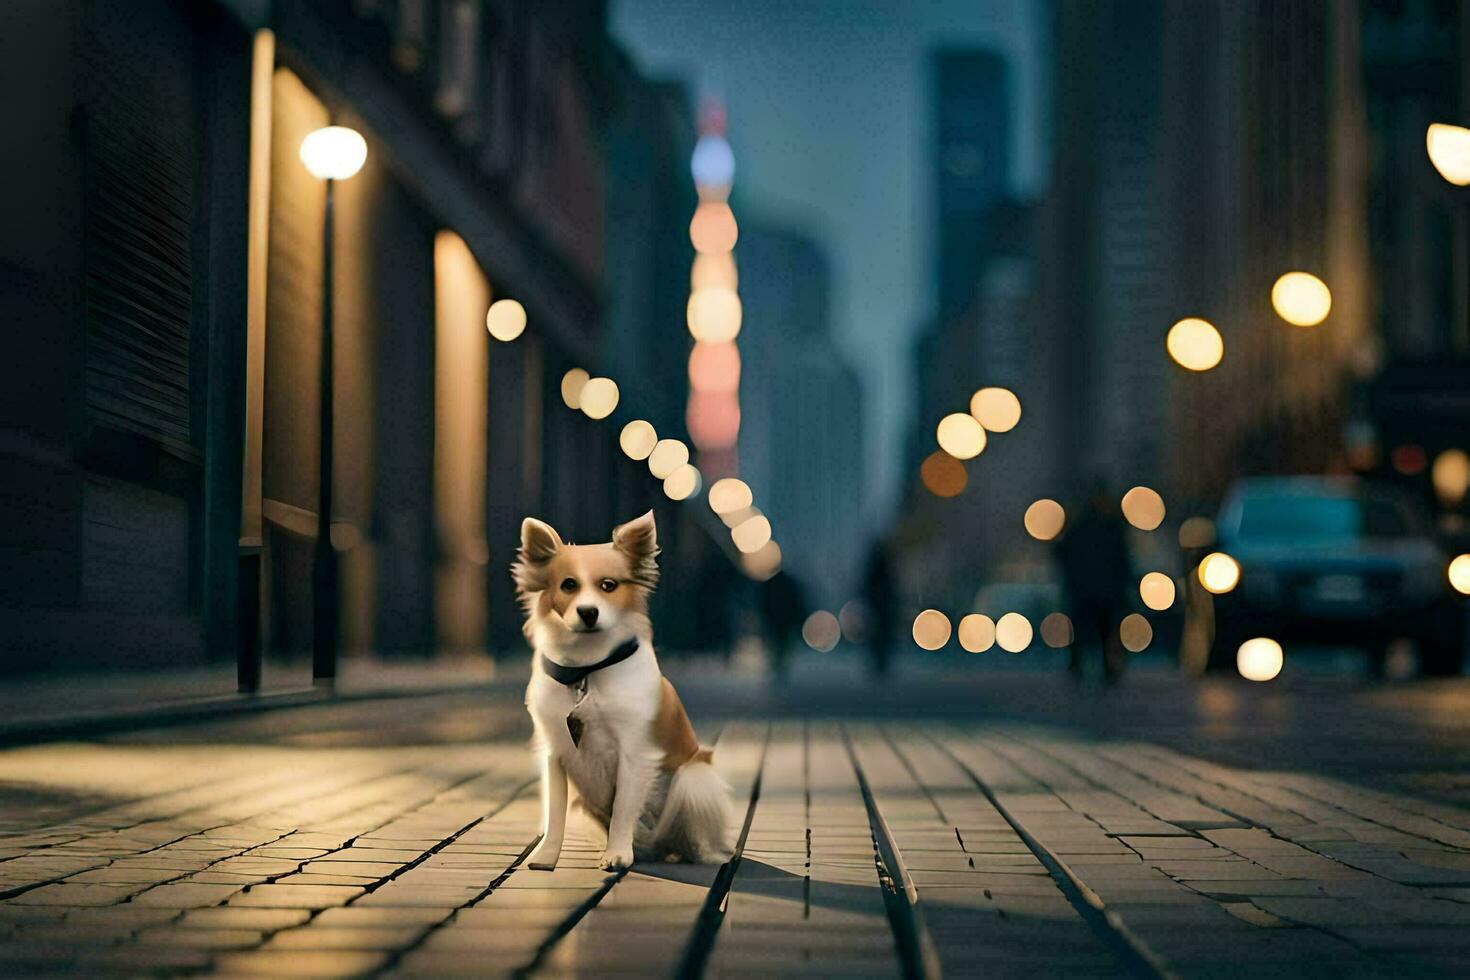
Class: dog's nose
576,605,599,628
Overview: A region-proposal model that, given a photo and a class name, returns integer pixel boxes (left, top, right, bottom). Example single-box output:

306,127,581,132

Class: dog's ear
512,517,562,594
612,510,659,590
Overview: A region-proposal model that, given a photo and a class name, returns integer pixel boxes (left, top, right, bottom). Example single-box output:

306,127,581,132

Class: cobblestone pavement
3,701,1470,978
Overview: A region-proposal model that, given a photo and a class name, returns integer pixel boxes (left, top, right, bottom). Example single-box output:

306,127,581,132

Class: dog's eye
559,578,578,593
600,579,618,593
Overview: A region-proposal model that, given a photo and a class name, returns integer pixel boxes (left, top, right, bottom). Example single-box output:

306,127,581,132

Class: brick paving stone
130,881,245,907
213,948,390,976
229,883,367,908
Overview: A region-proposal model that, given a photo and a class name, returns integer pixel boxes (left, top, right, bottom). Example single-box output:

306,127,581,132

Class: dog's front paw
599,847,633,872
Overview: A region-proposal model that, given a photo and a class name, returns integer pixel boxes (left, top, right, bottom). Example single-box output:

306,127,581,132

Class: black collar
540,637,642,687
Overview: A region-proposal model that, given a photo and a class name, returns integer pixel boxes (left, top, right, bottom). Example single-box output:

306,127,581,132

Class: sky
611,0,1049,519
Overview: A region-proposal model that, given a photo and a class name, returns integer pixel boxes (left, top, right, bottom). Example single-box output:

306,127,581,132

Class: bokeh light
485,298,527,341
838,600,868,643
1427,123,1470,186
802,611,840,652
560,368,589,410
957,614,995,652
689,201,738,253
1040,612,1073,649
1166,317,1224,372
1139,572,1176,611
731,513,773,554
920,451,968,498
648,439,689,480
298,125,368,180
912,609,952,650
663,463,700,501
995,613,1033,653
687,288,742,343
1024,499,1066,541
1392,444,1428,476
691,251,738,292
741,540,781,581
688,341,741,393
936,413,987,459
1449,554,1470,595
686,390,741,450
1121,486,1166,531
1119,613,1153,652
1178,516,1216,549
619,420,657,460
1432,449,1470,507
969,387,1022,432
578,377,619,420
719,505,755,528
1237,637,1284,682
707,478,753,515
690,133,735,192
1198,552,1241,594
1271,272,1332,327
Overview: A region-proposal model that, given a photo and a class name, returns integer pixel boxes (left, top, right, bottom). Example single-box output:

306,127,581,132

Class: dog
513,510,734,872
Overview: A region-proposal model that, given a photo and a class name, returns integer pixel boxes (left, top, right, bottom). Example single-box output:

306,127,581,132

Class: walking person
1055,480,1133,682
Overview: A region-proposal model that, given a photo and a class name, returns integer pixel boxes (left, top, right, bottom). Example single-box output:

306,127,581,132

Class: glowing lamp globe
1166,318,1224,372
1271,272,1331,328
485,298,527,341
299,126,368,180
1427,123,1470,186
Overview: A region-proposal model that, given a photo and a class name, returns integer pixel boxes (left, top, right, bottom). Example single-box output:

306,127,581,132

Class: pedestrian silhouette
758,570,808,677
1055,480,1132,682
861,539,899,675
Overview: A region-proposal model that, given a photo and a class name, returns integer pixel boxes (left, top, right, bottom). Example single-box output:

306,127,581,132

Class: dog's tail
654,752,736,863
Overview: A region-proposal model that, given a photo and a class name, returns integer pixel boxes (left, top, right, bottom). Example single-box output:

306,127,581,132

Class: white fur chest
525,649,663,822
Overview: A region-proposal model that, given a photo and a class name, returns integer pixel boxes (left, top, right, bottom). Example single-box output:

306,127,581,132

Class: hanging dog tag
567,678,589,747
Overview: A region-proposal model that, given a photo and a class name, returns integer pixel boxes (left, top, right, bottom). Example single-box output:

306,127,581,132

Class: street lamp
300,124,367,688
1427,123,1470,186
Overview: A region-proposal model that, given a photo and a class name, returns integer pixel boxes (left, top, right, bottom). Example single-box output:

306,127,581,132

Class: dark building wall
1,0,250,670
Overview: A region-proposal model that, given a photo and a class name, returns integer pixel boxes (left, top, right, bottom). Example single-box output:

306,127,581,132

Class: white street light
299,126,368,181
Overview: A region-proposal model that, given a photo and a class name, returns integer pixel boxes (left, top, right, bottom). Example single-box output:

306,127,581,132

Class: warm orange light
708,478,753,515
969,387,1022,432
912,609,952,650
1119,613,1152,652
1139,572,1176,611
691,251,738,291
1271,272,1331,327
663,463,701,501
1178,516,1216,549
1449,554,1470,595
1237,637,1283,681
686,390,740,450
1167,317,1224,372
560,368,589,410
1432,449,1470,507
1121,486,1165,531
1427,123,1470,186
731,513,773,554
690,201,738,253
920,451,967,498
485,298,527,341
802,611,841,652
687,287,742,342
1040,612,1073,649
1024,499,1065,541
742,539,782,581
578,377,619,420
995,613,1032,653
1198,552,1241,594
936,413,986,459
648,439,689,480
688,341,741,393
619,420,657,460
957,614,995,652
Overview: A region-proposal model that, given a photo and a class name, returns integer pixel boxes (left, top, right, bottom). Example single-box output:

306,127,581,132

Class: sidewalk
2,703,1469,976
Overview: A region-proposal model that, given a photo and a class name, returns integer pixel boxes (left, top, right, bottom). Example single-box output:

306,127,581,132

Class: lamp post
299,125,367,687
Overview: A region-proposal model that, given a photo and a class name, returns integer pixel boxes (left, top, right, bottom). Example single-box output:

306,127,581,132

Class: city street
3,658,1469,977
